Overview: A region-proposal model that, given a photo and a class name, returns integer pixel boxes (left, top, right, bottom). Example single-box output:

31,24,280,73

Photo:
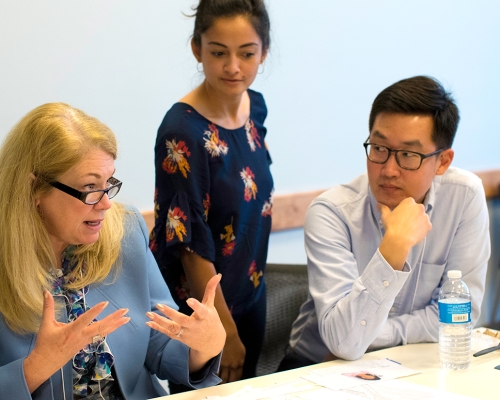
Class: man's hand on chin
377,197,432,271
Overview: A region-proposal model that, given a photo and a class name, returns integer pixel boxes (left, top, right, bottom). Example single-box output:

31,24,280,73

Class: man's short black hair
369,76,459,149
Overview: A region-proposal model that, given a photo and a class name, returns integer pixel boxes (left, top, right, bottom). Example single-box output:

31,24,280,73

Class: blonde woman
0,103,225,399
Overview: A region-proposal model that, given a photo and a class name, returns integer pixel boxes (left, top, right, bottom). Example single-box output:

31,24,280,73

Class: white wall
1,1,499,264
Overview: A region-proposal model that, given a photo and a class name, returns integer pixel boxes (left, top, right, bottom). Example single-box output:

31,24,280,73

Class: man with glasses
279,76,490,370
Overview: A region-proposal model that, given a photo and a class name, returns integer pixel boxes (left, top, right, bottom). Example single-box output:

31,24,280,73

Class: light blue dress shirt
289,167,490,362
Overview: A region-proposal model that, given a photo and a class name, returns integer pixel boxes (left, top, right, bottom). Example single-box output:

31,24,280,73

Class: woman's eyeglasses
49,177,122,205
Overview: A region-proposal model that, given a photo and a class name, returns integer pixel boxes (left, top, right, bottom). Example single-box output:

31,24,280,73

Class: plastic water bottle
438,270,472,370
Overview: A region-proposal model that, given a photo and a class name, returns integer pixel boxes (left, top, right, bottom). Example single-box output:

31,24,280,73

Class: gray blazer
0,207,221,399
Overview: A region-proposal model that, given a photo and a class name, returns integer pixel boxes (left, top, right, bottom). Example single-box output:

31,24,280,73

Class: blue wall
1,1,499,271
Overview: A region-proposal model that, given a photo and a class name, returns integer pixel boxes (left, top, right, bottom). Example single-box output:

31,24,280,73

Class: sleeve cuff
188,352,222,388
0,358,31,400
360,249,411,302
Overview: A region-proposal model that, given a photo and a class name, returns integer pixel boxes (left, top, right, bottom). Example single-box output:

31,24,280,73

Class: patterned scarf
50,247,115,397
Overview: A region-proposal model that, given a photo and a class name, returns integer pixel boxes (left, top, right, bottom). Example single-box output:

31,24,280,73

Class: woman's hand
146,274,226,373
23,291,130,393
177,249,244,383
218,330,245,383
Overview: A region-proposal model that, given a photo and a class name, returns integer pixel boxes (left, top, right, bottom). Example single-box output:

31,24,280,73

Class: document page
320,380,475,400
204,358,477,400
205,379,476,400
302,358,418,390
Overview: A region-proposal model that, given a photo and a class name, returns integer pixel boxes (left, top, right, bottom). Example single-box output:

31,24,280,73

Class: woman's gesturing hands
24,291,130,393
146,274,226,373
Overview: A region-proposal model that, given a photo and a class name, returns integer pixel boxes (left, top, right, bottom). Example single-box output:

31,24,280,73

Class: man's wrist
379,234,411,271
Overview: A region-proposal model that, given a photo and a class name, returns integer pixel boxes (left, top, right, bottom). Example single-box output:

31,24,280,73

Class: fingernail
186,298,194,306
146,321,153,328
102,301,109,307
124,317,131,324
146,312,155,319
218,273,222,278
156,303,165,310
43,290,49,299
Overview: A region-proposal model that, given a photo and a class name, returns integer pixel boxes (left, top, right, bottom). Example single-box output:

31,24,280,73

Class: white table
155,336,499,400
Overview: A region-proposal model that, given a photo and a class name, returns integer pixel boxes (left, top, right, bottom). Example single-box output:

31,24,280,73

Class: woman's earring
197,62,204,73
258,62,265,75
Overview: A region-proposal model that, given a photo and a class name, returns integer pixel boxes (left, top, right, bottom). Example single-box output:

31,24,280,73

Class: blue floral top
50,247,122,399
150,89,274,319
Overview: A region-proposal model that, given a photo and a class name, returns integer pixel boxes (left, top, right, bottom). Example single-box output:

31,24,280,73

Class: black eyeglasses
49,177,122,205
363,142,444,171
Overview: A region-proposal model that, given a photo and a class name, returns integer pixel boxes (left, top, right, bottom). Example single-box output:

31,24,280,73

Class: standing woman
150,0,273,387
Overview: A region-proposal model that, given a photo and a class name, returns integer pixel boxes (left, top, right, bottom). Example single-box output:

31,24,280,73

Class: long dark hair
192,0,270,52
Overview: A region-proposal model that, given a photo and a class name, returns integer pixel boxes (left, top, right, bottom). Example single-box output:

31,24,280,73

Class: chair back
256,263,309,376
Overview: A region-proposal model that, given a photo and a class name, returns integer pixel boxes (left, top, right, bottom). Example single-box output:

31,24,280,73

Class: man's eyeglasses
363,142,444,171
49,177,122,205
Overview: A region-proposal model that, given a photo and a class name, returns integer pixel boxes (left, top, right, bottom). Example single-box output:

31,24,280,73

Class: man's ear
191,39,202,62
435,148,454,175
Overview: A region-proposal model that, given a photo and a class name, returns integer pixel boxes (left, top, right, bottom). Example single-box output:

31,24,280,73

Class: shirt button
360,320,366,326
383,280,389,287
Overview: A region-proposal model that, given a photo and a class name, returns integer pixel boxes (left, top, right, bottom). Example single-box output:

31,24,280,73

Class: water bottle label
438,301,471,323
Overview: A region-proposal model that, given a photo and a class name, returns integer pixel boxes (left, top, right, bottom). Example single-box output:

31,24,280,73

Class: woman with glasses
0,103,225,399
150,0,273,388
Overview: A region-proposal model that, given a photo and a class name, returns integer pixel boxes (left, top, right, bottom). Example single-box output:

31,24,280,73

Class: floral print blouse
150,89,274,318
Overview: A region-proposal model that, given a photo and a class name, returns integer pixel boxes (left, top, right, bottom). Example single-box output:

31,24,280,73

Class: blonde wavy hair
0,103,125,333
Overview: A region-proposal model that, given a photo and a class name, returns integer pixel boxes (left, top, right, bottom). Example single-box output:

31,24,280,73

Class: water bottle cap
447,270,462,279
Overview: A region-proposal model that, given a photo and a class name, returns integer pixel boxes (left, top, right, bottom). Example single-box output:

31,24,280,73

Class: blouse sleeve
152,112,215,263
